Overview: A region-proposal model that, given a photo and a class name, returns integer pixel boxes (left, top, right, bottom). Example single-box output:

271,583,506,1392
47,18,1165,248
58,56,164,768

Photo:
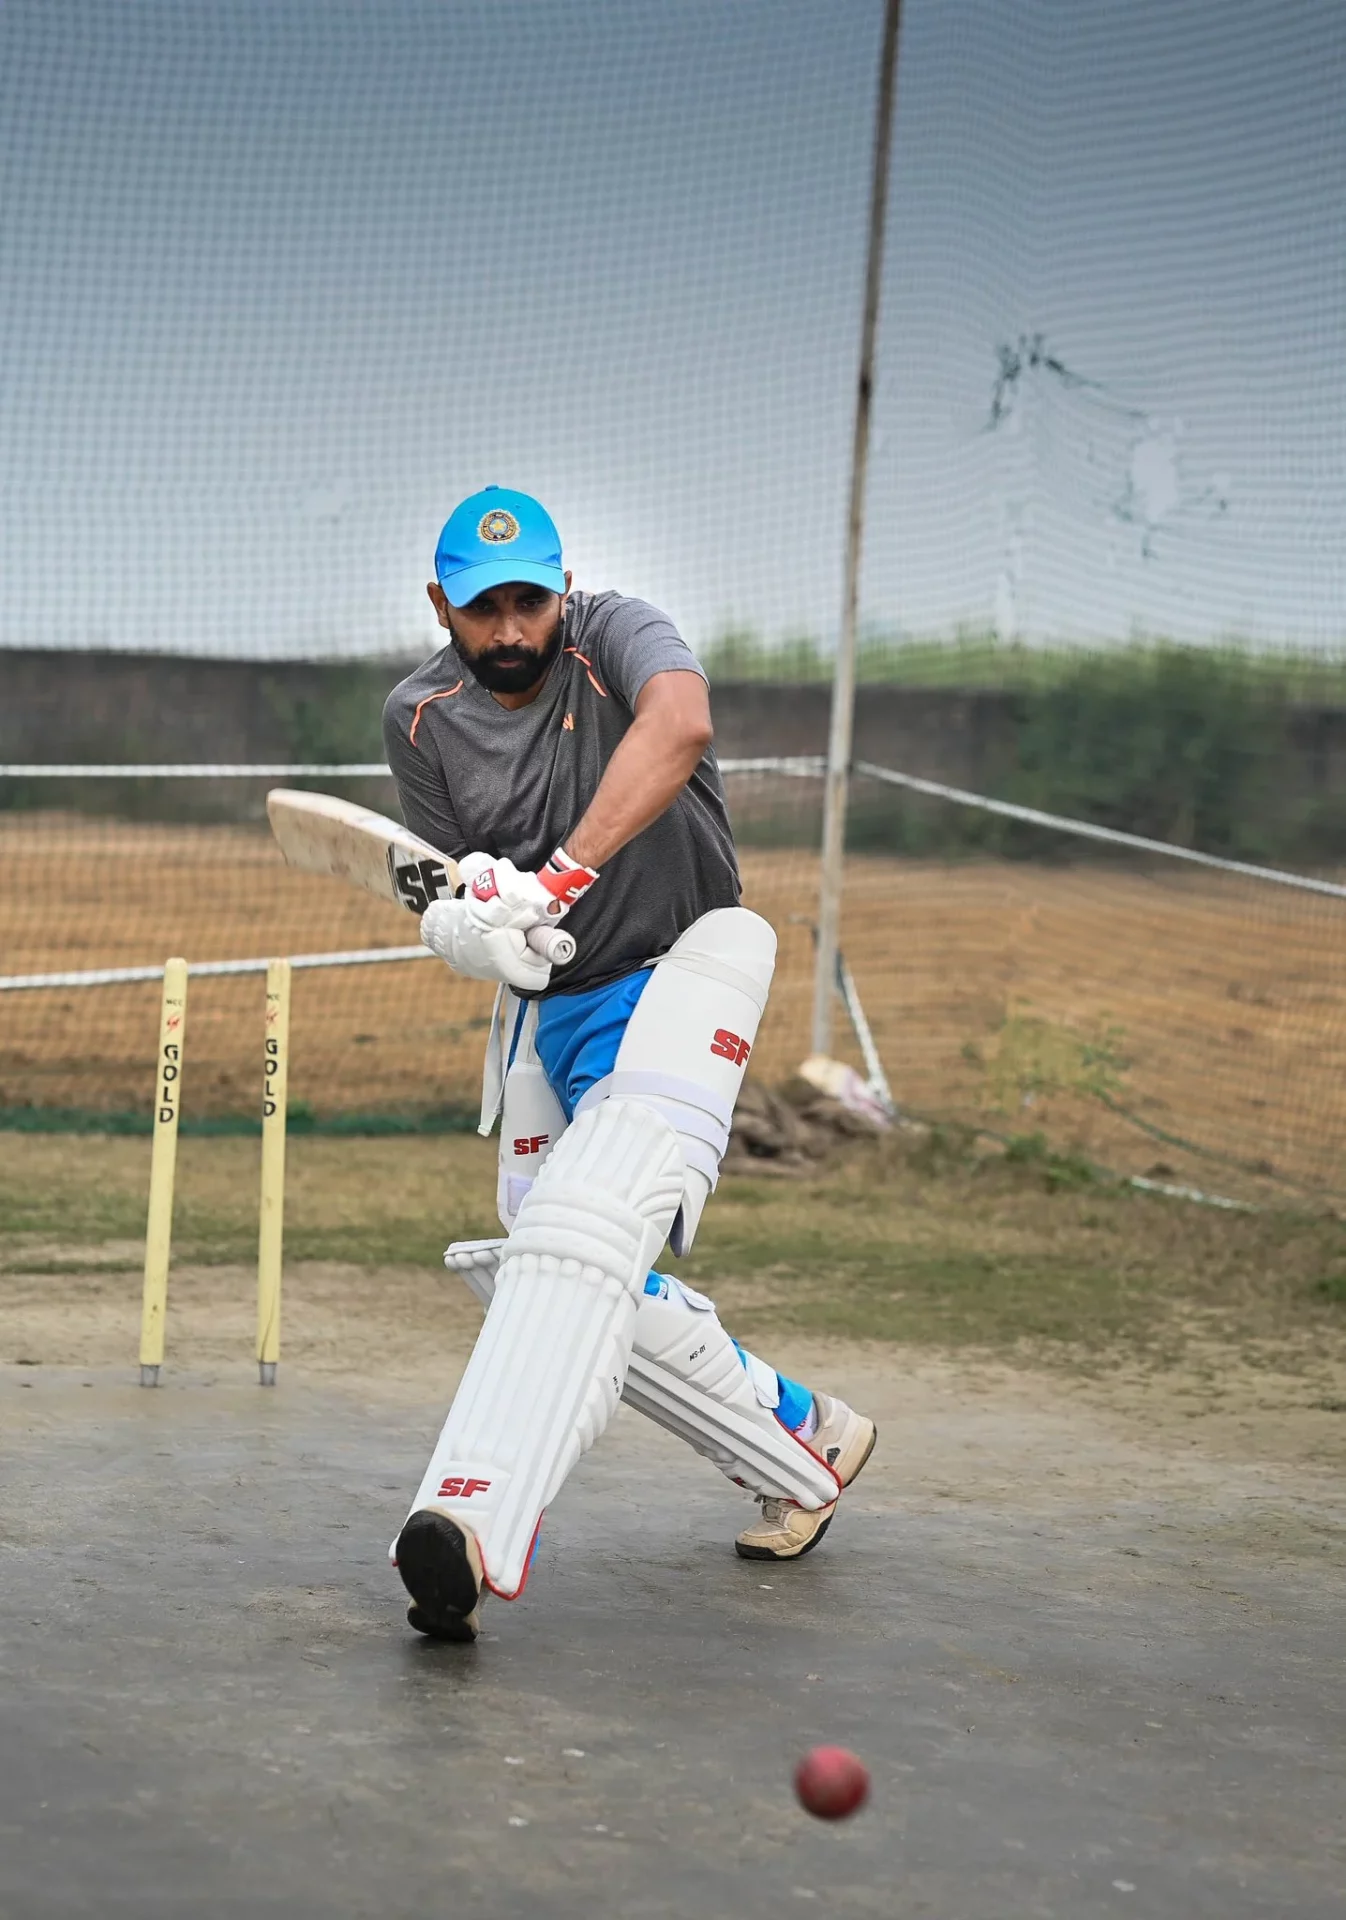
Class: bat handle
526,923,576,966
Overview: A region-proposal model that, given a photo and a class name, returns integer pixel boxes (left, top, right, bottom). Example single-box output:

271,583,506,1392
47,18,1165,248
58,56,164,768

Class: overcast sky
3,0,1344,658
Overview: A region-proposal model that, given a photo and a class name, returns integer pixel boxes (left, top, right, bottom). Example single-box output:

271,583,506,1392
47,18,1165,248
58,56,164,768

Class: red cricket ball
793,1745,870,1820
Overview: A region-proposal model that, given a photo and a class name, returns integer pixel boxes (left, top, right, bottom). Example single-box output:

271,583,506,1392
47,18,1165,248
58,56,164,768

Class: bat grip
526,923,576,966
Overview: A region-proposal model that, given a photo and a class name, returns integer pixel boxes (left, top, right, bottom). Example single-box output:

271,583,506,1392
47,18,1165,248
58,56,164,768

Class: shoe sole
734,1422,879,1563
395,1509,483,1642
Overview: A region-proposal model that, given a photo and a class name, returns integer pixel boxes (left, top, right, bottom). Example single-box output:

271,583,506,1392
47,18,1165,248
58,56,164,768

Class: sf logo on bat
389,854,453,913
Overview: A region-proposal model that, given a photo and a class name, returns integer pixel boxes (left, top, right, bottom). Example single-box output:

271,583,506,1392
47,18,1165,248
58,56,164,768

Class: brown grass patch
2,816,1345,1202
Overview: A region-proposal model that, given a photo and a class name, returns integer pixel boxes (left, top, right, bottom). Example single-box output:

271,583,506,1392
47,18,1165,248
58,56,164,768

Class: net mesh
4,0,1344,662
3,1,1346,1207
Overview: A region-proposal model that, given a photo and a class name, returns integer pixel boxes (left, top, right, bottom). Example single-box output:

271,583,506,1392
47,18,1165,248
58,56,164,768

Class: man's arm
562,670,713,870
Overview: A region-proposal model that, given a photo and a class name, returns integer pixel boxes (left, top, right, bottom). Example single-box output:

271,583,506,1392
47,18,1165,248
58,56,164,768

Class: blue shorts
531,968,654,1123
524,968,814,1434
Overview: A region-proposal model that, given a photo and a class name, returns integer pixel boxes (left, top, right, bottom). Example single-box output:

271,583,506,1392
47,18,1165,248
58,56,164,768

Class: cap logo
478,508,520,544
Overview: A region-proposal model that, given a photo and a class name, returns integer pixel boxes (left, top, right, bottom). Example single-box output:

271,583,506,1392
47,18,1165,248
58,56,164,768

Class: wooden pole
811,0,905,1057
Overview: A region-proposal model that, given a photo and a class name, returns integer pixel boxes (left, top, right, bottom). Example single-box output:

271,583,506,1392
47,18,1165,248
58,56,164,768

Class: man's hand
420,899,553,993
459,848,599,935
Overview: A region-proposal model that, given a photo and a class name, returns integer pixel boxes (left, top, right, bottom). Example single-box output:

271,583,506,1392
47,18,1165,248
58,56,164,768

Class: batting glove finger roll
420,899,553,993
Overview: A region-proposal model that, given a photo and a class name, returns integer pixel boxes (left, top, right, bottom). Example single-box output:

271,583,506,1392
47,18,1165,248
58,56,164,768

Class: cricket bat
265,788,577,966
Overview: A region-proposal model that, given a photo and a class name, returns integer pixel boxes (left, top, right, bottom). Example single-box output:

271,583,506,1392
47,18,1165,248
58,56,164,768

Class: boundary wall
7,650,1346,818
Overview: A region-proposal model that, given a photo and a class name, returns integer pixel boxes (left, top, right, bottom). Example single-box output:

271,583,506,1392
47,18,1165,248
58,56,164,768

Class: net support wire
0,762,395,779
0,757,828,781
10,753,1340,902
854,761,1346,903
0,946,430,993
789,912,896,1120
837,949,896,1117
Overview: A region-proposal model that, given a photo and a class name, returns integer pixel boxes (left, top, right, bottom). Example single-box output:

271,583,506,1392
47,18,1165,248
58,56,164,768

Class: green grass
4,1128,1343,1369
680,1140,1346,1362
683,1227,1149,1351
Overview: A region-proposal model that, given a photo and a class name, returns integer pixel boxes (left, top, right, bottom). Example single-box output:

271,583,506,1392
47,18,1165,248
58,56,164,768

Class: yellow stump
256,957,291,1386
139,957,188,1386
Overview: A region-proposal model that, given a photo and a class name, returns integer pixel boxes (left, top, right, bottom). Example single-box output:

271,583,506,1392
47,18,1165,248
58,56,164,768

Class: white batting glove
419,899,552,994
458,847,599,935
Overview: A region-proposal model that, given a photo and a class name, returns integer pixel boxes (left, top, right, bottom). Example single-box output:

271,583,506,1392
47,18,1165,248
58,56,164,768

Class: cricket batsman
383,486,877,1641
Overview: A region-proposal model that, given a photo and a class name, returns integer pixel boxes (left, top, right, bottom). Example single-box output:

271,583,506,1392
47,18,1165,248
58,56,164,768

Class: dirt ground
4,811,1345,1201
7,1261,1346,1488
7,1258,1346,1499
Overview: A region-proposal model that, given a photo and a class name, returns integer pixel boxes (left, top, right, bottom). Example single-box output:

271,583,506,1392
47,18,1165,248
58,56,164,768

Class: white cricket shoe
734,1394,877,1561
394,1509,486,1642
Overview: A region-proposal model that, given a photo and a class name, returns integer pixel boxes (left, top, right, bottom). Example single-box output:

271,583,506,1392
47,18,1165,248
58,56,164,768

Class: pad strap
651,948,772,1007
577,1071,729,1188
576,1072,734,1153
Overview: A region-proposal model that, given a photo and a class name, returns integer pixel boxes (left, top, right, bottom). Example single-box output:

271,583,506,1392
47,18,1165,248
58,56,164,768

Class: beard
451,611,565,695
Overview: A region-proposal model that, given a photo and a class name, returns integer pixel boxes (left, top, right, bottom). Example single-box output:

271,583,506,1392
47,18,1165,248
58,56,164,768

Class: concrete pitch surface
1,1369,1342,1918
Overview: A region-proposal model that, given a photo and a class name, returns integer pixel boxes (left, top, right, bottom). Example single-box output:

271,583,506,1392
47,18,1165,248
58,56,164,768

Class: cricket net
3,763,1344,1210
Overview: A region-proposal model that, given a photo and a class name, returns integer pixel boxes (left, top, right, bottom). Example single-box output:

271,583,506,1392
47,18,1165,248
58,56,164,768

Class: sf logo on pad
710,1028,752,1067
438,1476,491,1499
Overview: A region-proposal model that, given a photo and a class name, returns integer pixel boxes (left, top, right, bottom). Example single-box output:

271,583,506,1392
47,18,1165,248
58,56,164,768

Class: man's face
427,576,571,696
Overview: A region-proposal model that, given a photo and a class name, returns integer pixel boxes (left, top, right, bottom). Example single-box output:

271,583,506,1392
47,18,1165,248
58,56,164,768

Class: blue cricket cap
434,486,566,608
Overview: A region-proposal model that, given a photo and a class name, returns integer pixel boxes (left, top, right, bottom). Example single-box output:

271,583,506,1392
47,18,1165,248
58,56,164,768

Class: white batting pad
495,1001,568,1231
575,908,777,1255
406,1100,685,1598
443,1245,838,1513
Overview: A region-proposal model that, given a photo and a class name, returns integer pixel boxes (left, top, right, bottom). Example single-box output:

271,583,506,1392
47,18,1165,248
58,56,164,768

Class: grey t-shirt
382,590,741,996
